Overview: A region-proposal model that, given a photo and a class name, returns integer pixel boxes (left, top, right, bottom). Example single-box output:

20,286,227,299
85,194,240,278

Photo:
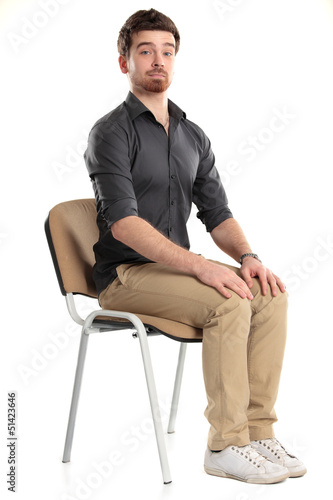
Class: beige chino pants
99,259,288,451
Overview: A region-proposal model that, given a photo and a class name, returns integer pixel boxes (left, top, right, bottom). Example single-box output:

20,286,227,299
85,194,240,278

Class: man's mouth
148,72,166,77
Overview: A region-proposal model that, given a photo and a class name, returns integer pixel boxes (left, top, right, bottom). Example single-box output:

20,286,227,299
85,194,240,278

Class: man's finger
216,284,232,299
267,272,278,296
273,273,287,293
216,281,253,300
240,267,253,288
256,268,268,295
230,278,253,300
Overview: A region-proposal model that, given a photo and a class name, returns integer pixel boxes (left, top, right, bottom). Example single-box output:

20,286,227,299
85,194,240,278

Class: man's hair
117,8,180,56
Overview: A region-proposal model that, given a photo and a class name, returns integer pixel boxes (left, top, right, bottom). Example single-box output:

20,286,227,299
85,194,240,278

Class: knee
215,291,252,319
275,288,288,313
212,294,252,347
251,287,288,332
269,287,289,312
251,278,288,307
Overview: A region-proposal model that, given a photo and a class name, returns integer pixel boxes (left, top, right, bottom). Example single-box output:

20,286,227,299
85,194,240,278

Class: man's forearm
111,215,256,299
111,216,205,275
211,218,252,263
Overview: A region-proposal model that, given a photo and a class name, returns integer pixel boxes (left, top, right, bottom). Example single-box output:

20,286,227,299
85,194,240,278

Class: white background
1,0,333,499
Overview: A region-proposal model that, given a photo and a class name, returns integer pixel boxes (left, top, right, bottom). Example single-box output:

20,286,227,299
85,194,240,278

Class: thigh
99,260,242,328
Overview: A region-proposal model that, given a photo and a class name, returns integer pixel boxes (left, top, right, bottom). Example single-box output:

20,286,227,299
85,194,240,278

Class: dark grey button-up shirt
84,91,233,295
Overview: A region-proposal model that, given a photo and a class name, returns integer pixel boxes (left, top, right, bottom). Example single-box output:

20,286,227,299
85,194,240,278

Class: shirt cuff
102,199,138,229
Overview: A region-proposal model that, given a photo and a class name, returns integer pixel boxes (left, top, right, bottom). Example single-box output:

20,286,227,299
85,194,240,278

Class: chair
44,199,203,484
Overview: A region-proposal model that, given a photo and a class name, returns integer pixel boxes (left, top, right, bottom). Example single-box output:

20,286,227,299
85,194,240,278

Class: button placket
168,139,176,235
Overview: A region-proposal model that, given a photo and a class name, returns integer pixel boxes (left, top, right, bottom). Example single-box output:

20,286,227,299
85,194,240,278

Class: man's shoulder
90,100,130,134
182,116,205,134
180,114,210,149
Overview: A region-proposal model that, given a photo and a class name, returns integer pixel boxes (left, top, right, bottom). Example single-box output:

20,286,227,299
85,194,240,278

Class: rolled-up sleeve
192,134,233,232
84,120,138,228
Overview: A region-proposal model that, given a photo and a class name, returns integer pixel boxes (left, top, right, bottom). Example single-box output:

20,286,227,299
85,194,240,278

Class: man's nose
152,54,164,67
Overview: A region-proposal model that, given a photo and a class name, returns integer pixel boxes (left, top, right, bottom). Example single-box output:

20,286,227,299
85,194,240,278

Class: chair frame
63,294,185,484
45,205,202,485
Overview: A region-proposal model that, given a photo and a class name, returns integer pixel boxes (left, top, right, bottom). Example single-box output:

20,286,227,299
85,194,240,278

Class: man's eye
164,52,173,56
141,50,150,55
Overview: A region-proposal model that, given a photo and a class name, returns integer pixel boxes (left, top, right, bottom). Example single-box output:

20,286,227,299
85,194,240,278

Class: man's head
117,9,180,95
117,9,180,57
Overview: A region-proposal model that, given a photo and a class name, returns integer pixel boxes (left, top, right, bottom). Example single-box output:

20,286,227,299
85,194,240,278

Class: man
84,8,306,484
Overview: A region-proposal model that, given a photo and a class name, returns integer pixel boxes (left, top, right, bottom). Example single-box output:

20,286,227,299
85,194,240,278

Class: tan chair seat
95,313,203,342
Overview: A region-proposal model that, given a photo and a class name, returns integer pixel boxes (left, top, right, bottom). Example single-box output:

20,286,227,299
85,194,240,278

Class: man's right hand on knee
195,260,254,300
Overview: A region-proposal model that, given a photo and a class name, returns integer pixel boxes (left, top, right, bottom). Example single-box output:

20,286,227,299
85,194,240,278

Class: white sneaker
204,444,290,484
251,438,307,478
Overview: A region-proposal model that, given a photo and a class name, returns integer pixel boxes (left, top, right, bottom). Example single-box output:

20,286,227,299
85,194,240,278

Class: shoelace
231,445,268,467
257,438,295,459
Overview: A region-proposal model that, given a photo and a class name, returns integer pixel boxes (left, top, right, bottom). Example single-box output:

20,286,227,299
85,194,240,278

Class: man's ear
118,55,128,74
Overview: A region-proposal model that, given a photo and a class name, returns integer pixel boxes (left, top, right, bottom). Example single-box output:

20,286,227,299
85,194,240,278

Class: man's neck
130,88,169,124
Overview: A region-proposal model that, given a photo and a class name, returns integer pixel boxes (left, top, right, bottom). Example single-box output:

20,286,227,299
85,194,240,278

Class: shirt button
171,200,175,205
171,175,176,179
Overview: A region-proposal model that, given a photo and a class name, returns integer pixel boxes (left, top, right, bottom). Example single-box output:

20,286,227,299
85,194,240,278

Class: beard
133,71,171,93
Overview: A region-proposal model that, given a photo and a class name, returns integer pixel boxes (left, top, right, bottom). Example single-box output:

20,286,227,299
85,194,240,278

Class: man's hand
196,260,254,300
240,257,286,296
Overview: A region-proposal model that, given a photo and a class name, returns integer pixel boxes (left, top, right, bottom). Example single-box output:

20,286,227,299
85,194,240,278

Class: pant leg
205,261,288,448
245,278,288,441
201,290,253,450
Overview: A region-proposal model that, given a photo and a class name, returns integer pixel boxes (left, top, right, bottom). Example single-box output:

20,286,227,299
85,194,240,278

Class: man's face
119,30,176,94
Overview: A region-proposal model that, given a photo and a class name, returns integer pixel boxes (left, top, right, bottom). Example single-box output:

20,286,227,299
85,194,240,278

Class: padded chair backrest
45,199,98,297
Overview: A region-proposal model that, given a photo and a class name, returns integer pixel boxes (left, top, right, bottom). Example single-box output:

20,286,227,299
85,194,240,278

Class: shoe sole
204,465,290,484
289,468,307,478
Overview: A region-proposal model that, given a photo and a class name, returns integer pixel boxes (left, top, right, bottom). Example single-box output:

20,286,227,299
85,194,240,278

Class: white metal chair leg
133,316,172,484
62,309,172,484
167,343,187,434
62,328,89,462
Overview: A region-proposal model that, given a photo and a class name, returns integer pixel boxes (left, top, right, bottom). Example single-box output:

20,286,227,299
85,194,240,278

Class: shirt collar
125,91,186,122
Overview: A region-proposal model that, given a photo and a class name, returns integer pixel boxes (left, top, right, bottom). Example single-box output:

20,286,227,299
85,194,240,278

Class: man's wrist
189,253,206,276
239,253,262,265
